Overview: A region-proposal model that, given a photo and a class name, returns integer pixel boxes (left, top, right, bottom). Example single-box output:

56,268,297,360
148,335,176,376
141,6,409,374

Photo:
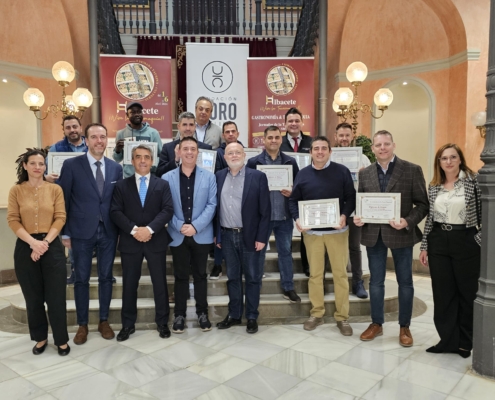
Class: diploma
257,165,293,191
298,199,341,229
47,152,85,175
356,193,401,224
331,147,363,182
244,148,262,164
197,149,217,173
282,152,311,169
123,141,158,166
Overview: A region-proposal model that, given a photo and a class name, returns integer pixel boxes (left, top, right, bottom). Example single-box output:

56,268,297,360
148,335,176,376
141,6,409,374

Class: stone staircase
10,236,400,328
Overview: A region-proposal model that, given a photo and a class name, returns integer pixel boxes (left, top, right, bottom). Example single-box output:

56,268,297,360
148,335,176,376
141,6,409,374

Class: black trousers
427,225,480,351
121,249,169,327
14,235,69,346
170,237,210,317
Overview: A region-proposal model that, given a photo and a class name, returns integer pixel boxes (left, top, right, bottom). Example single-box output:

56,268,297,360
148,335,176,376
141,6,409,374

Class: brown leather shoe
98,320,115,340
399,327,413,347
73,325,88,345
360,323,383,341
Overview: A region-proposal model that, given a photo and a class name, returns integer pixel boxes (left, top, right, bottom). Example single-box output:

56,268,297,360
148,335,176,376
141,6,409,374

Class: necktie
293,137,299,152
139,176,147,206
95,161,104,196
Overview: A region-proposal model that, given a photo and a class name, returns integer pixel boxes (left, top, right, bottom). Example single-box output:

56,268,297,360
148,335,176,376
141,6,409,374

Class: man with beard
113,102,163,178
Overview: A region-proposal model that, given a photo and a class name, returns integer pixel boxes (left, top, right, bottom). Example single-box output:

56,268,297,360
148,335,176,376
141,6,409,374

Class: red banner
247,58,314,148
99,55,172,138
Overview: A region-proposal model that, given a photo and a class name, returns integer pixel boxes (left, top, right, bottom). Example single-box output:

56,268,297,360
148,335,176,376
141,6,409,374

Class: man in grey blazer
194,97,222,149
354,130,428,347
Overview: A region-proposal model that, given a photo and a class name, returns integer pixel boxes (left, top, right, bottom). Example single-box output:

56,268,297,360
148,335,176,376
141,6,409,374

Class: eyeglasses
439,155,459,163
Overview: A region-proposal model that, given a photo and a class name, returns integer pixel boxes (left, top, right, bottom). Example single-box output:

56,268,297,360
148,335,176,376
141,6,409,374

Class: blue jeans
221,229,262,320
72,222,117,325
366,233,414,326
258,219,294,291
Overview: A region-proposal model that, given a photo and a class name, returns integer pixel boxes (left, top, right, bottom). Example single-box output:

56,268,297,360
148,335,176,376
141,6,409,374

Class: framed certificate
282,152,311,169
244,148,263,164
331,147,363,182
257,165,293,191
47,152,85,175
197,149,217,173
356,193,401,224
123,141,158,167
298,199,341,229
105,137,116,159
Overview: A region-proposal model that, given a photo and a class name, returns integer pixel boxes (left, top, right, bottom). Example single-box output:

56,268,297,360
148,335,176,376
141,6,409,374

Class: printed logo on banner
115,62,157,101
266,65,297,96
202,61,234,93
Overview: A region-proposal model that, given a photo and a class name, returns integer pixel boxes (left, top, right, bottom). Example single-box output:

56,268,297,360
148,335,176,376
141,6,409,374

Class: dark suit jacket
156,139,212,178
110,175,173,253
280,132,312,153
358,156,429,249
215,167,271,249
59,153,123,240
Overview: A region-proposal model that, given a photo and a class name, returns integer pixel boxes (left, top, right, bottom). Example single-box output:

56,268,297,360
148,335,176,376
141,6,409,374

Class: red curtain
137,36,277,118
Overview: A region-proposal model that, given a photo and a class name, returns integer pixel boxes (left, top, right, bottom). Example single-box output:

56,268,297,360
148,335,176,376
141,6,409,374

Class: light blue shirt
87,152,105,180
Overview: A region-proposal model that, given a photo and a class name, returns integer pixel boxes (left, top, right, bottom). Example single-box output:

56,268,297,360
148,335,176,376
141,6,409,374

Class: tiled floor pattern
0,273,494,400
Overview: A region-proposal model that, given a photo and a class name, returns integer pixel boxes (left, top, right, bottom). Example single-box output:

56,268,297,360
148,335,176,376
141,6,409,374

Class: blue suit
215,167,271,321
59,153,123,325
162,166,217,317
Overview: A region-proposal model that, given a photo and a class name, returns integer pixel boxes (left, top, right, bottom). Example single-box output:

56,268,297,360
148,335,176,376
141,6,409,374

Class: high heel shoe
32,341,48,355
58,343,71,356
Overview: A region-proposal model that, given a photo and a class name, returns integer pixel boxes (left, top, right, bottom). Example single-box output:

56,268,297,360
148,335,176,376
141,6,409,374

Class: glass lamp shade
332,101,340,113
346,62,368,83
471,111,487,127
374,88,394,107
72,88,93,108
52,61,75,83
65,95,77,111
23,88,45,107
334,88,354,107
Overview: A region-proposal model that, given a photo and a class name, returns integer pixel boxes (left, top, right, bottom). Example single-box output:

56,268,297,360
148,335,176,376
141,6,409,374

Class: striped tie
139,176,147,206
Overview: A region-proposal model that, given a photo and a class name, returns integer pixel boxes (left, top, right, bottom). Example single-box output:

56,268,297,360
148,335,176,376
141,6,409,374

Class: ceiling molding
0,60,81,81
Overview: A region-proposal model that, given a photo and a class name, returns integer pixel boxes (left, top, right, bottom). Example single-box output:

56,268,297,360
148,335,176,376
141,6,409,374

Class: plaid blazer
358,157,429,249
420,173,482,251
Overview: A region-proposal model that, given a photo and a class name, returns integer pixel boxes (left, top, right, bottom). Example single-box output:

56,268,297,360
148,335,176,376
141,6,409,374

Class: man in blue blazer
155,111,212,177
111,144,174,341
215,142,271,334
163,137,217,333
59,123,123,345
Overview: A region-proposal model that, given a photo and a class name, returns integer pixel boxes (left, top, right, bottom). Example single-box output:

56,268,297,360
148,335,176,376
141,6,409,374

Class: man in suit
354,130,428,347
156,111,212,177
334,122,371,299
289,136,356,336
215,143,271,334
111,144,174,341
59,123,123,345
280,107,311,277
247,125,301,303
162,137,217,333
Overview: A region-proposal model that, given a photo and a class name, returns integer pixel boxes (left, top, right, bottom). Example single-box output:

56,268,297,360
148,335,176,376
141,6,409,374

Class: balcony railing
113,0,302,36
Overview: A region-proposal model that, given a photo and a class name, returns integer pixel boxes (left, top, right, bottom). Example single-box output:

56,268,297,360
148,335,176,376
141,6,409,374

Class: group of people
7,96,481,360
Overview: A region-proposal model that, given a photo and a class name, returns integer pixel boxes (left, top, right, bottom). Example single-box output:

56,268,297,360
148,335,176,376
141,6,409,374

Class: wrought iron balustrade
112,0,302,36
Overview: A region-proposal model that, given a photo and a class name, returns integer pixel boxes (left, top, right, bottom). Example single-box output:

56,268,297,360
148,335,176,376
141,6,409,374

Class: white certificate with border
356,193,401,224
257,165,293,191
331,147,362,182
282,152,311,169
298,199,340,229
123,141,158,167
197,149,217,173
243,148,262,164
47,152,85,175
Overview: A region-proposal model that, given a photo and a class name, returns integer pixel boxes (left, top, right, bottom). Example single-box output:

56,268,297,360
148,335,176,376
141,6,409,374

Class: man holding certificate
247,126,300,303
334,122,370,299
289,136,356,335
354,130,428,347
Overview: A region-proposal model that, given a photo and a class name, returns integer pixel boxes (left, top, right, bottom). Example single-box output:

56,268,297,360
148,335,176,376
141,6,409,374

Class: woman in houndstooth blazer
419,143,481,358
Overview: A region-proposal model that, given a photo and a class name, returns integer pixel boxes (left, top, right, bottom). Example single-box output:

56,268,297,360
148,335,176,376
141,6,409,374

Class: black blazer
155,139,212,177
280,132,312,153
110,174,174,253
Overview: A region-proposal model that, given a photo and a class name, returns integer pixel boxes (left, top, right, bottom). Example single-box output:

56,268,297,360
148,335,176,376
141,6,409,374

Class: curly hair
15,147,49,185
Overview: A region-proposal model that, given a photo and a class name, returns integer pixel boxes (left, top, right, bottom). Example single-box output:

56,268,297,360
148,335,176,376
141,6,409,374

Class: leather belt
434,222,467,231
221,227,243,232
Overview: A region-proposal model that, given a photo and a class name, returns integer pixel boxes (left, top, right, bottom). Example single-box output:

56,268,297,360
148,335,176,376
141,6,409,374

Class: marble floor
0,273,494,400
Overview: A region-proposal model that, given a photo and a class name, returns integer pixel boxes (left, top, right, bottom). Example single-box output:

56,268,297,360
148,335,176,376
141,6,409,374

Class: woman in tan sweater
7,148,70,356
